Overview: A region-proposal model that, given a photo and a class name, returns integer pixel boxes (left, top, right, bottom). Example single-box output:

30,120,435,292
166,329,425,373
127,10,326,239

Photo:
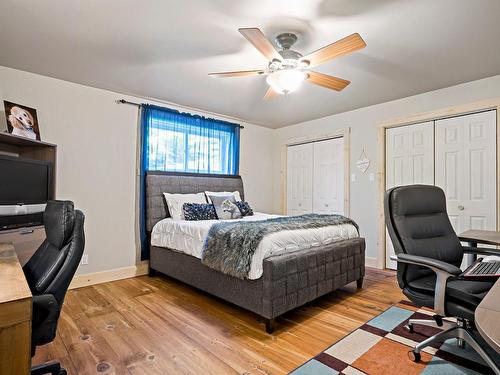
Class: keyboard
462,260,500,278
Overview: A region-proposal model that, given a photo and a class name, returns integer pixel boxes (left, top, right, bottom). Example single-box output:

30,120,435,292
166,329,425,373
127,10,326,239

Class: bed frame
146,171,366,333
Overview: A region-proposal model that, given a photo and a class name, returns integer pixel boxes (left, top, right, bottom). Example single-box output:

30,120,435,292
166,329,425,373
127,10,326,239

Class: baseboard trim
365,256,380,269
70,261,149,289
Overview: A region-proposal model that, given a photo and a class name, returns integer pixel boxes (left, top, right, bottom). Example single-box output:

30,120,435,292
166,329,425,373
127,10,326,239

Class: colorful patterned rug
290,300,497,375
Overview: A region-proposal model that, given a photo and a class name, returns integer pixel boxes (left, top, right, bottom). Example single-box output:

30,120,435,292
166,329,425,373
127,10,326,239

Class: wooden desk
458,229,500,265
0,243,32,374
459,229,500,247
476,278,500,354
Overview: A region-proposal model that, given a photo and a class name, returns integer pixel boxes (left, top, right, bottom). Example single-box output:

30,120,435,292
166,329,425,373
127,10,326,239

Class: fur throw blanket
201,214,359,279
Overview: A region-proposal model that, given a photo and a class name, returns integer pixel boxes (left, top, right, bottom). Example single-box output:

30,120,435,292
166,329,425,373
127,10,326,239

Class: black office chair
385,185,499,372
23,201,85,375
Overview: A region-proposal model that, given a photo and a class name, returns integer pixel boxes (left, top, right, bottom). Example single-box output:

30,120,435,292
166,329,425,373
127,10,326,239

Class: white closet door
385,121,434,268
287,143,313,215
435,111,497,243
313,138,344,214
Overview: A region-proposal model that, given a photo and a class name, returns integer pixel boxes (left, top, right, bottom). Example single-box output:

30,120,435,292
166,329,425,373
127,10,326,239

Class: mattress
150,212,359,280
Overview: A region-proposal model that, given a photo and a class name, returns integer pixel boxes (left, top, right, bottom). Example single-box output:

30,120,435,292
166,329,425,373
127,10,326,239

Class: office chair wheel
405,323,414,333
408,350,421,362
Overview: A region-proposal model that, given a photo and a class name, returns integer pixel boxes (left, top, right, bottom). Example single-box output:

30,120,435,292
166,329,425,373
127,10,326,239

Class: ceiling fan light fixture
266,69,307,95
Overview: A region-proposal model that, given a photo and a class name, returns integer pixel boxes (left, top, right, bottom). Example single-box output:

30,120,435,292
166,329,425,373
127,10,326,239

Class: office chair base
408,324,500,374
31,361,66,375
407,317,455,331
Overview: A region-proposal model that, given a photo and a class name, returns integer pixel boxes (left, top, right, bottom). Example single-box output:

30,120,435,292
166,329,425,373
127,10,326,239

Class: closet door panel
287,143,313,215
385,121,434,269
435,111,497,242
313,138,344,215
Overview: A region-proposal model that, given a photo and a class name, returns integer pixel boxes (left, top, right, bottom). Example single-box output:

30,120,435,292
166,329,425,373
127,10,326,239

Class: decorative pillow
205,190,242,204
235,201,254,217
208,195,242,220
163,192,207,220
182,203,217,221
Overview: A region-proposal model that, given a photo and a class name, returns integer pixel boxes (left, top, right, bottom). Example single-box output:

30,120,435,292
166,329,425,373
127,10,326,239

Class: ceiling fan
209,28,366,100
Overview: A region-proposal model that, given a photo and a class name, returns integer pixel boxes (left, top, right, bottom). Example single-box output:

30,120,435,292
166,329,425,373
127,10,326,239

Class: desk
0,242,32,374
458,229,500,265
476,278,500,355
459,229,500,247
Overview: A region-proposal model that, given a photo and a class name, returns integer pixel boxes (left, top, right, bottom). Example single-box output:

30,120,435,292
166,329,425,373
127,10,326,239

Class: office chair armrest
394,253,462,275
391,253,461,316
32,294,61,347
462,246,500,257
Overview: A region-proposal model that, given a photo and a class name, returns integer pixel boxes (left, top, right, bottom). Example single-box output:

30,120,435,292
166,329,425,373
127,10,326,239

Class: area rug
289,300,495,375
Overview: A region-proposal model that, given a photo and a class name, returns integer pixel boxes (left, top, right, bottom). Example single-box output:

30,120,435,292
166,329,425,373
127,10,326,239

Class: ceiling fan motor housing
270,32,304,71
275,33,298,49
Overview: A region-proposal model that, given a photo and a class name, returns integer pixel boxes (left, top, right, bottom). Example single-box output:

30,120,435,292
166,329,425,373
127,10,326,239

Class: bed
146,171,366,333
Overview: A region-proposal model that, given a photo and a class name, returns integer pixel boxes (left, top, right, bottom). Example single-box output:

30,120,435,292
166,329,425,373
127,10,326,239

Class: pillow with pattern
182,203,217,221
235,201,254,217
208,195,242,220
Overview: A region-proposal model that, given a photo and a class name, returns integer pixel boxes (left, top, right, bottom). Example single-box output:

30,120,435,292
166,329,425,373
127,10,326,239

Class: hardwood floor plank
33,268,403,374
136,291,284,374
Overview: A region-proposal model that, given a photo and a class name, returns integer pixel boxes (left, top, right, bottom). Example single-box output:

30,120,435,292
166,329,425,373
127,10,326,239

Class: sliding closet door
385,121,434,268
287,143,313,215
313,138,345,215
435,111,497,241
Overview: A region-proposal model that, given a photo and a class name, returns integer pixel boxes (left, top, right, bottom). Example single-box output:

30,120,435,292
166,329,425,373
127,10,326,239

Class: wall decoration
4,101,41,140
356,149,370,173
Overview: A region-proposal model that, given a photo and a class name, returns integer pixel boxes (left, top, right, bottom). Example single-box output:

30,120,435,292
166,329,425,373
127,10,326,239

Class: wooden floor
33,268,402,375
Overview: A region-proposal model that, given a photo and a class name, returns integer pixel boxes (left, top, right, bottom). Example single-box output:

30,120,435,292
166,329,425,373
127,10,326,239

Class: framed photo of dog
4,101,41,140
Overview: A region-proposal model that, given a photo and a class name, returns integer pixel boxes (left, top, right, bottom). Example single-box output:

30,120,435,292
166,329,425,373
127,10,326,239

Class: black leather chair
385,185,499,372
23,201,85,375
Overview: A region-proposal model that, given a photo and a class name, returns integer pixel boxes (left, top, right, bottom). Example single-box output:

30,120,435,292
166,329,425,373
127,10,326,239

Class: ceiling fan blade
208,69,265,78
307,71,351,91
263,87,278,100
301,33,366,68
238,28,281,61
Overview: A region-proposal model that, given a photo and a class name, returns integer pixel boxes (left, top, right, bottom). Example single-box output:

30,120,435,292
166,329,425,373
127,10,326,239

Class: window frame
145,110,240,175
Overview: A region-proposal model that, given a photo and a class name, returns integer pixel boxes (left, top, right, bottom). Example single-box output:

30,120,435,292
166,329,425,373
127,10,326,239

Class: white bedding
150,213,359,280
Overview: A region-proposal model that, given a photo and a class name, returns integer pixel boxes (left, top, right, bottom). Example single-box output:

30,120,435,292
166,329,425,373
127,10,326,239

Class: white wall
3,65,499,273
0,66,275,274
273,74,500,265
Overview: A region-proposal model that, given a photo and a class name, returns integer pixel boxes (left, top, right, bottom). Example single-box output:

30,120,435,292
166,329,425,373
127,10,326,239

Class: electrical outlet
81,254,89,265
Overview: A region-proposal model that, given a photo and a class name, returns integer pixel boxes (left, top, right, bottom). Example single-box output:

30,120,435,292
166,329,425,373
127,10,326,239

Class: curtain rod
116,99,140,106
116,99,244,129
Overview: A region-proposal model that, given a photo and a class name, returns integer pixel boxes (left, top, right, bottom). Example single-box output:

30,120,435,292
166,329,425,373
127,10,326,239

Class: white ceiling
1,0,500,128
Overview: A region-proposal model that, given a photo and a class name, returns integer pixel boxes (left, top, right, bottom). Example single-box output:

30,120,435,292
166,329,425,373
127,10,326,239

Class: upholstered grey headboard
146,171,244,231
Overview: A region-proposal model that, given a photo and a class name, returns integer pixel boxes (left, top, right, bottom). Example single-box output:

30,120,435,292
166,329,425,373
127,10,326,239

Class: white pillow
163,192,207,220
205,190,242,203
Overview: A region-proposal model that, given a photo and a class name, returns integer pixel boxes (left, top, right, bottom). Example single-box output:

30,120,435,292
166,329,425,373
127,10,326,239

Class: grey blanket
201,214,359,279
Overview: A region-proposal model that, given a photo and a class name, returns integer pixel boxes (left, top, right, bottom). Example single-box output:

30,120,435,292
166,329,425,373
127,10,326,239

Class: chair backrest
384,185,463,287
23,200,85,305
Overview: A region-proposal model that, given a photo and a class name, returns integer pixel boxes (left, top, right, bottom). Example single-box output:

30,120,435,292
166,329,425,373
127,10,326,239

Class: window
142,105,240,175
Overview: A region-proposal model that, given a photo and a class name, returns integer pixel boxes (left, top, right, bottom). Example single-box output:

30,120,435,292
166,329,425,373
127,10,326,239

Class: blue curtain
142,104,240,175
139,104,241,260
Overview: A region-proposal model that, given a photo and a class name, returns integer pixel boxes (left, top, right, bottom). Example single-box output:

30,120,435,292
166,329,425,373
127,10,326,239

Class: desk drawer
0,226,45,266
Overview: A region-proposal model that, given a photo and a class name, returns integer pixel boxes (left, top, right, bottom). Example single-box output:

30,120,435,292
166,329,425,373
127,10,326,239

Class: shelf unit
0,132,57,199
0,132,57,260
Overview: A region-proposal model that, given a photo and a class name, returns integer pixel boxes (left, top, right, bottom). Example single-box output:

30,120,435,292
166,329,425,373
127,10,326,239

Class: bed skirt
150,237,365,332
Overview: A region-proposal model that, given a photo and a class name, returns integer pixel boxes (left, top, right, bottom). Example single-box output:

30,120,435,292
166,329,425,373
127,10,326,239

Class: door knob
325,203,329,207
298,203,302,207
458,205,464,211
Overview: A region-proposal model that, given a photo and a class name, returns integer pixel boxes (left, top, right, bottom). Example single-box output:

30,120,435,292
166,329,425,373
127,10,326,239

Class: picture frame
4,101,41,141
